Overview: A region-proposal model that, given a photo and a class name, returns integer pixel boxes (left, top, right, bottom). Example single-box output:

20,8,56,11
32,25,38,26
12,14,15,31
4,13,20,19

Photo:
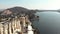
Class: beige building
0,15,35,34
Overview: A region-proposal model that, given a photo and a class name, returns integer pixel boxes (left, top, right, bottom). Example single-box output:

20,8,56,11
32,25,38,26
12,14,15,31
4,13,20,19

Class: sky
0,0,60,10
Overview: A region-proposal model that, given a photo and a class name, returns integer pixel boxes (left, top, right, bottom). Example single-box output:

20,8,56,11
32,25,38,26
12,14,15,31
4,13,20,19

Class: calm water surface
32,11,60,34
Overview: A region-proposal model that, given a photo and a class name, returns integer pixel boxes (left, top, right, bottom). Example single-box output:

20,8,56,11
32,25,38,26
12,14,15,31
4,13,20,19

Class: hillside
0,7,37,21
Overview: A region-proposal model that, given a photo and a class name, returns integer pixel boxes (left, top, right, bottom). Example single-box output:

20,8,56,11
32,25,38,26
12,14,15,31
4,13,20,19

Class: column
16,19,21,32
14,18,17,30
9,22,12,34
0,24,4,34
4,24,8,34
11,18,15,33
0,23,2,34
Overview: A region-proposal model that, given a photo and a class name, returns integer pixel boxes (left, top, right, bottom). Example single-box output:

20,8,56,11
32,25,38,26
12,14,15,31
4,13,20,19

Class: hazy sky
0,0,60,10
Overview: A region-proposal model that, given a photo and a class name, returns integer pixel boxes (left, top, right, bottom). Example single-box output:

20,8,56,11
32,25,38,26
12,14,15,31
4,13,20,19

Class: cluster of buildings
0,15,36,34
0,7,39,34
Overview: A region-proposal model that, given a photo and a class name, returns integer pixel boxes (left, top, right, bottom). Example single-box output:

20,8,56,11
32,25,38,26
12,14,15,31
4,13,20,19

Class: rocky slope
0,6,37,21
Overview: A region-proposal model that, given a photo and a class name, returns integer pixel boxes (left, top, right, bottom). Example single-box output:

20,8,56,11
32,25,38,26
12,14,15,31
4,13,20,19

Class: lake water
32,11,60,34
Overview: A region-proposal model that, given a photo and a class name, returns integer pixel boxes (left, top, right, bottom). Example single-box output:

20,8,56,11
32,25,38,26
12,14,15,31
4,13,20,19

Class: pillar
0,23,1,34
16,19,21,32
0,24,4,34
4,24,8,34
14,18,17,30
9,22,12,34
11,18,15,33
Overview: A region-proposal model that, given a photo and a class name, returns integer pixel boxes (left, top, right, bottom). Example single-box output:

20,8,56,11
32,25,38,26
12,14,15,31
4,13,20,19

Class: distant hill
0,9,4,11
34,9,58,12
0,7,36,20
